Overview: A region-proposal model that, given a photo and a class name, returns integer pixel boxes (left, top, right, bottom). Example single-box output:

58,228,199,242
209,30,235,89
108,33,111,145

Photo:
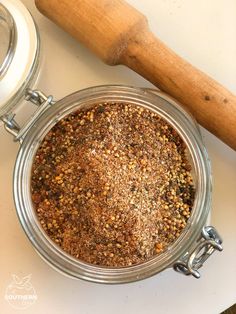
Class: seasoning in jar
31,102,195,267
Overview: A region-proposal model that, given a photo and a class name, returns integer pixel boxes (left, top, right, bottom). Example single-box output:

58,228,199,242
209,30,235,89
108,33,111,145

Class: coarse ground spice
31,102,195,267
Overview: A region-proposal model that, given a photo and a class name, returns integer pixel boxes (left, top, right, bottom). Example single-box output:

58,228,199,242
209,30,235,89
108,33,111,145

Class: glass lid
0,3,15,78
0,0,40,118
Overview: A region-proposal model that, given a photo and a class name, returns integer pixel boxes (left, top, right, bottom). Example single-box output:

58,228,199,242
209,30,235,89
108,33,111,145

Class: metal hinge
173,226,223,278
2,89,54,143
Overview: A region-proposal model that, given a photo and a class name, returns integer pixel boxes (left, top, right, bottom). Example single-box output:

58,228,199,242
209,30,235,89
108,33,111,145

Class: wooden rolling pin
35,0,236,150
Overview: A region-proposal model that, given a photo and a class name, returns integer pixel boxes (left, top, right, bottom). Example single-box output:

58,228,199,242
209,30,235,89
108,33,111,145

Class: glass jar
0,0,223,283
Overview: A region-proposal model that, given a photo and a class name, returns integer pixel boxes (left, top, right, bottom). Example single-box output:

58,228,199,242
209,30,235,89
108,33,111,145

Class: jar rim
14,85,211,283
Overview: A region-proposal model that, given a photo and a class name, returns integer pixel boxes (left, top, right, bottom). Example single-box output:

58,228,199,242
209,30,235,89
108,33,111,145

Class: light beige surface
0,0,236,313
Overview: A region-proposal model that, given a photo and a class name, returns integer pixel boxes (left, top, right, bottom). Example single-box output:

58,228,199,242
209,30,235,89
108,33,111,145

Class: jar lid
0,0,39,118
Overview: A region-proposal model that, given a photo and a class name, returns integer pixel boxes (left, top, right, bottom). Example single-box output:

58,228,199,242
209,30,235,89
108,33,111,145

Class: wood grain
222,303,236,314
35,0,236,150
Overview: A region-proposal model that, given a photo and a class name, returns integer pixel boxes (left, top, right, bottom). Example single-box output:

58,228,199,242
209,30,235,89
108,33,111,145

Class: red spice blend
31,102,195,267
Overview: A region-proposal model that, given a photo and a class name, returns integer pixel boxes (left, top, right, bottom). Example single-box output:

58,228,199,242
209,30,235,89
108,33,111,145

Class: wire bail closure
173,226,223,278
2,89,54,143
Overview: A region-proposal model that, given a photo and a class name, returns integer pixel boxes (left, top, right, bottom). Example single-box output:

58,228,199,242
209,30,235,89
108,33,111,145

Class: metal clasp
173,226,223,278
2,89,54,143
